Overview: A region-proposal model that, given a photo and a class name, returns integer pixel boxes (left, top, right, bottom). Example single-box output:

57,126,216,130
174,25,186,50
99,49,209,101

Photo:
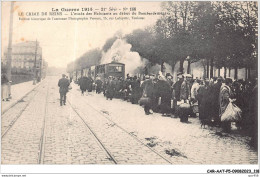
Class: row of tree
126,1,257,79
67,1,257,80
66,48,102,73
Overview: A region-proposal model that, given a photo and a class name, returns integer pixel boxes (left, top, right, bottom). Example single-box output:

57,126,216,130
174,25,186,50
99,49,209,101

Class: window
108,66,122,72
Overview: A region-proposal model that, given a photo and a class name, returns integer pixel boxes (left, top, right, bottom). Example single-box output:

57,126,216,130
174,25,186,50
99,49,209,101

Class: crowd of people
72,72,257,148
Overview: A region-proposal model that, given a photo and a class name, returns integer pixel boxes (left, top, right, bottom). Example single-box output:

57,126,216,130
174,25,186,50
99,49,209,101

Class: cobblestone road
68,95,170,164
43,79,114,164
1,89,38,135
1,76,171,164
1,81,48,164
1,76,258,164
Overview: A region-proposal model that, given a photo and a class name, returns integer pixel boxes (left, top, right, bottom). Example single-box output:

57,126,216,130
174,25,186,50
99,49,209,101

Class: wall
11,74,33,85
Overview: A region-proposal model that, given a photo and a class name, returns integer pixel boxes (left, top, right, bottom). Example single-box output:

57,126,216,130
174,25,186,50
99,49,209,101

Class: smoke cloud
101,38,174,77
101,39,148,75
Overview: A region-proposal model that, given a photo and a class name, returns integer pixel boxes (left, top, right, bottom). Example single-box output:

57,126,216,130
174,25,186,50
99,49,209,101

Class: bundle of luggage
190,101,199,114
221,102,242,122
176,100,191,122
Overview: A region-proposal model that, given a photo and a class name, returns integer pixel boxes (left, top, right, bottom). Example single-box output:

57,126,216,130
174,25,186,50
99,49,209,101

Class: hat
177,72,182,76
225,77,233,84
184,74,192,78
177,75,183,79
166,73,171,77
217,76,223,81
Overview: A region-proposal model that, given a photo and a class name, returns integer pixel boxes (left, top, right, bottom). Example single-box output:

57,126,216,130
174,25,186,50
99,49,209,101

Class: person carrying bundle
219,78,242,132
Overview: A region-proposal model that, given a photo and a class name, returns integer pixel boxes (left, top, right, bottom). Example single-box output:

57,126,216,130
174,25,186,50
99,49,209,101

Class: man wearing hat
180,74,192,101
172,73,183,101
171,73,184,116
95,76,103,94
166,74,173,87
58,74,70,106
140,75,156,115
106,76,115,100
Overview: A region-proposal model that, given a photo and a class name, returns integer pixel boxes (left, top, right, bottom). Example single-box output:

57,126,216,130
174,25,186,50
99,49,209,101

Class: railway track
68,92,172,164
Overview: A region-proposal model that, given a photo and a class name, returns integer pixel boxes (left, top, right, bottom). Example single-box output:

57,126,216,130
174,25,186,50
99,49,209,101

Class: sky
2,1,162,68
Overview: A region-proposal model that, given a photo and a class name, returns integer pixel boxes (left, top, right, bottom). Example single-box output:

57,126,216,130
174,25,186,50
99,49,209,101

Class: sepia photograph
1,0,259,176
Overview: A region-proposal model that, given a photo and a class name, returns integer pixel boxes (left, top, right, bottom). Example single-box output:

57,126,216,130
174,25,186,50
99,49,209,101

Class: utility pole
6,2,14,99
33,39,38,85
39,55,42,82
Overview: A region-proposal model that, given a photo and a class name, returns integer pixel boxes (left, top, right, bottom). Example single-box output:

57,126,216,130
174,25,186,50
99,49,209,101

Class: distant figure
87,77,94,92
172,73,183,102
211,77,223,123
95,77,103,94
122,77,131,100
190,79,200,103
106,77,116,100
180,75,191,102
79,77,88,95
140,75,155,115
154,76,172,116
1,73,9,101
172,73,183,116
197,79,210,121
58,74,70,106
130,76,141,104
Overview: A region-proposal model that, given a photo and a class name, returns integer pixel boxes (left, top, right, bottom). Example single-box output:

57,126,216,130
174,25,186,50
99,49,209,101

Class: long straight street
1,76,257,165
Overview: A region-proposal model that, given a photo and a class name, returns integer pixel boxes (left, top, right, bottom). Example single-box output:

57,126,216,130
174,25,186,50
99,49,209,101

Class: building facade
2,41,43,74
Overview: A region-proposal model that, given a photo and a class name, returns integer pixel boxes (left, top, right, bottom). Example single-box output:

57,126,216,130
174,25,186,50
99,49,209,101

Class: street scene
1,0,258,168
1,76,258,164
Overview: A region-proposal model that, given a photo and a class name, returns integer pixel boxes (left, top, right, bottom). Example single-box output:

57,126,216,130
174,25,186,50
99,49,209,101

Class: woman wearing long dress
219,78,233,132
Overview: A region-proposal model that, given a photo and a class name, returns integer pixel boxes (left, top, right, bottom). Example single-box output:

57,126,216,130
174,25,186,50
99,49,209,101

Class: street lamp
39,55,42,82
6,2,14,99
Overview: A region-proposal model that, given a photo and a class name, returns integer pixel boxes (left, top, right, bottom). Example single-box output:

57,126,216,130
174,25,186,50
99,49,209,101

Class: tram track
1,82,45,139
68,91,172,164
2,81,43,115
1,80,49,164
68,100,118,164
38,82,49,164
